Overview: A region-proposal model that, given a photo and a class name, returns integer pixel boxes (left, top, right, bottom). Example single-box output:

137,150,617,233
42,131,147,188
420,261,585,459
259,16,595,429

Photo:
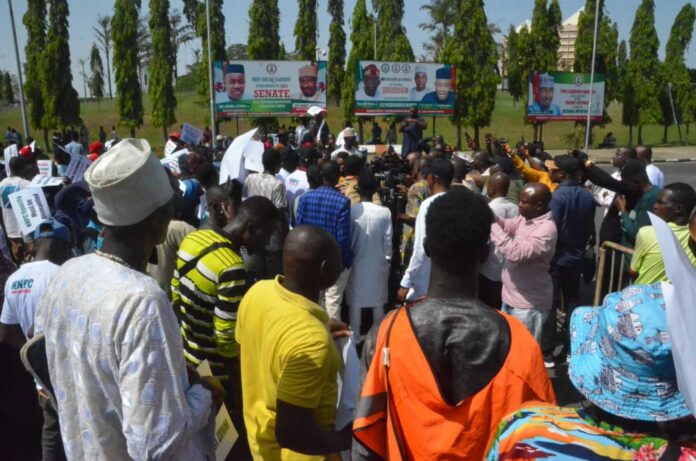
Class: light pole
583,0,601,155
205,0,217,143
7,0,30,139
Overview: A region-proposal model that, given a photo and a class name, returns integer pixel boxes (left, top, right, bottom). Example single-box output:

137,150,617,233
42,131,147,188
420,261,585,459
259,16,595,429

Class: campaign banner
214,60,327,117
527,71,605,122
9,187,51,235
354,61,456,116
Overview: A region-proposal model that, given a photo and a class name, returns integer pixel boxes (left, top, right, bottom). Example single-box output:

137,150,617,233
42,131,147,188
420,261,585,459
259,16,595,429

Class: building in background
558,8,583,71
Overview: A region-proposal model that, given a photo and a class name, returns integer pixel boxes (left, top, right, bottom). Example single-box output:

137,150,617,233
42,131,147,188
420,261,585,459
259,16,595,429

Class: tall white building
558,8,583,71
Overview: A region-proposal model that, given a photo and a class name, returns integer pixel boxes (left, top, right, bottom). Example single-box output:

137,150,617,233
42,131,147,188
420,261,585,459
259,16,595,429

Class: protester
399,106,426,158
0,156,36,264
593,147,634,213
331,127,359,160
479,172,519,309
637,145,664,188
630,183,696,284
0,219,71,461
64,131,84,156
508,143,558,192
486,283,696,459
285,147,318,222
277,146,298,181
346,170,392,340
397,158,453,302
353,189,555,460
296,161,352,320
36,139,222,459
87,141,104,162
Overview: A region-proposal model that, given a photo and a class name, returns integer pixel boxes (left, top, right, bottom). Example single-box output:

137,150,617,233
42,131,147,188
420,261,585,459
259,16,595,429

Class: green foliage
442,0,500,139
248,0,282,59
529,0,558,71
327,0,346,105
547,0,562,58
659,4,695,128
627,0,661,127
41,0,80,129
227,43,248,60
22,0,46,130
149,0,177,133
294,0,317,60
112,0,144,132
505,26,523,103
341,0,373,121
375,0,414,61
93,15,113,99
89,43,105,99
419,0,456,61
1,73,15,104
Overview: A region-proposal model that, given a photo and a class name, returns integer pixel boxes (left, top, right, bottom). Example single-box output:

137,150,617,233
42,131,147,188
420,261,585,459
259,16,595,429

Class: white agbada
36,254,214,460
346,202,392,309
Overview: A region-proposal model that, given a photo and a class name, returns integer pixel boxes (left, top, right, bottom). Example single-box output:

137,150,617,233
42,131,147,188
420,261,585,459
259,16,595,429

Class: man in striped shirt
171,196,280,460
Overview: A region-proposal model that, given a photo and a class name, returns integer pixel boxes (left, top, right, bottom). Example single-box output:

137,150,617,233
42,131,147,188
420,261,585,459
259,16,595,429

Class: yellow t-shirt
235,276,341,461
631,222,696,285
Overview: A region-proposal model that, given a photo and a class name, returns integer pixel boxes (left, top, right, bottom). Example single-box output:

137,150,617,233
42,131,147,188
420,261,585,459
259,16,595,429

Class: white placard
220,128,258,184
8,188,51,235
65,154,90,182
181,123,204,146
196,360,237,461
161,157,181,175
164,139,178,157
37,160,53,177
4,144,18,177
307,105,324,116
30,175,64,187
167,148,189,160
243,140,264,173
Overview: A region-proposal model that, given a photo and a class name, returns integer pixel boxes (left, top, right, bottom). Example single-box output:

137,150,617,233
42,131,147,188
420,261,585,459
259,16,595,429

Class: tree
1,73,14,104
419,0,456,61
505,26,524,103
182,0,226,101
170,10,195,90
112,0,144,136
94,15,113,99
248,0,282,59
227,43,248,60
90,43,105,99
628,0,660,144
341,0,373,121
149,0,177,140
41,0,80,129
529,0,551,71
294,0,317,60
22,0,46,137
618,40,637,144
442,0,500,146
547,0,562,63
374,0,414,61
137,15,152,91
659,3,695,142
327,0,346,105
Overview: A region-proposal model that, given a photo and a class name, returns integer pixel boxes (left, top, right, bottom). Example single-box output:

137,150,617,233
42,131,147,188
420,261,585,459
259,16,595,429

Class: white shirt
592,169,621,215
276,168,291,182
330,146,361,160
295,125,309,144
36,254,214,460
285,169,309,212
346,202,392,309
1,260,59,338
400,192,445,300
0,176,31,238
646,163,664,188
409,86,432,100
480,198,519,282
355,86,383,101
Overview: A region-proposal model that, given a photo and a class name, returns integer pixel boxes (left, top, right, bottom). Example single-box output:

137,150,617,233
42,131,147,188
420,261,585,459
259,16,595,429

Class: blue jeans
501,304,549,347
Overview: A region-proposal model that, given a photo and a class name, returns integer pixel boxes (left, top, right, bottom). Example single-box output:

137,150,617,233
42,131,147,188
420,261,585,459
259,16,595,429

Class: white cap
415,65,427,75
539,73,554,89
342,127,356,138
84,138,174,226
216,134,225,141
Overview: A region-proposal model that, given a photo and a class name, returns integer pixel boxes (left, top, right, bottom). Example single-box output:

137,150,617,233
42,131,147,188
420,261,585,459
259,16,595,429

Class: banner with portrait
527,71,605,122
214,60,327,117
353,61,456,116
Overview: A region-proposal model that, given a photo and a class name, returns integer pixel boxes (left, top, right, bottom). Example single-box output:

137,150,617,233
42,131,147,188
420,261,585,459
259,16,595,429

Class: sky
1,0,695,98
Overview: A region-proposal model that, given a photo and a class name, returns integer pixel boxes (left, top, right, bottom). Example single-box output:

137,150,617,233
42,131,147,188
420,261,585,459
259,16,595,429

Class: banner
214,60,327,117
65,154,90,183
4,144,18,177
527,71,604,122
9,187,51,235
354,61,456,116
181,123,204,146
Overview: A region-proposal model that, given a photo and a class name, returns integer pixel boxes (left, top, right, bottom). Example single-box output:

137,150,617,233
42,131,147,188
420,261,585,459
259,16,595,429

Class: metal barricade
593,241,635,305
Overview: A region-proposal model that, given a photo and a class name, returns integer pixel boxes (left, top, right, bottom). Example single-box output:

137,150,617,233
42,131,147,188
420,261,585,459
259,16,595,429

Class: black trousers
39,394,66,461
478,274,502,310
549,264,583,351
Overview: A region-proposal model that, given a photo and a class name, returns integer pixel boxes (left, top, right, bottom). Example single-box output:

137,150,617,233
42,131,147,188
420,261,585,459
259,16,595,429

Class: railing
593,241,635,305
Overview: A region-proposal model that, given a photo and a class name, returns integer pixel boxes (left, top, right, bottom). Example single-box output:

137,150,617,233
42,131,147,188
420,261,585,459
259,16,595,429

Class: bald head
451,156,469,182
283,225,342,293
487,172,510,199
519,183,551,220
636,145,653,163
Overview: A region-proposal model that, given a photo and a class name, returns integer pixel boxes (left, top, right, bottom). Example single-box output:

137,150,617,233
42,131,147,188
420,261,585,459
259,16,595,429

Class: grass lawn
1,90,693,153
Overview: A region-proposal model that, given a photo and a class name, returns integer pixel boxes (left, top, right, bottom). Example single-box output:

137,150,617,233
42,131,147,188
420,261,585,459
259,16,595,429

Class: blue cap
33,219,71,243
225,63,245,74
435,67,450,79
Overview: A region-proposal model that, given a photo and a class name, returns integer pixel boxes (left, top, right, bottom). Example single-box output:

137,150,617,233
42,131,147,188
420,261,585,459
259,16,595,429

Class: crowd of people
0,116,695,461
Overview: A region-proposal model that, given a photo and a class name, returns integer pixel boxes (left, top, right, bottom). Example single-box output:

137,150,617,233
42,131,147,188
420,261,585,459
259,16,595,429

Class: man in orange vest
352,188,556,460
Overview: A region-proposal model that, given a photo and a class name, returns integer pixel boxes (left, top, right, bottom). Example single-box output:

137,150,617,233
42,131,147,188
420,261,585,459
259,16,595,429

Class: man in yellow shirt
506,143,558,192
630,183,696,284
235,225,352,460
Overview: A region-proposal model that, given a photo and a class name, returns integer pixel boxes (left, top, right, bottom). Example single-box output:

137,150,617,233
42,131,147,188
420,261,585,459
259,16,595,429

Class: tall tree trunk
474,126,480,147
456,121,462,150
663,124,668,144
43,129,49,153
629,125,633,145
130,127,136,137
106,48,113,99
162,126,168,142
638,125,643,144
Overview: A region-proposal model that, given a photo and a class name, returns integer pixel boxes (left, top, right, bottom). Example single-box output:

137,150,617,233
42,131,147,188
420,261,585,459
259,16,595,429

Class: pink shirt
490,211,558,310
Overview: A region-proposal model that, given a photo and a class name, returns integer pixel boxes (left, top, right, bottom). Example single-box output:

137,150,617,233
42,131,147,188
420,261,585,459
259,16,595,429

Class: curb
593,158,693,164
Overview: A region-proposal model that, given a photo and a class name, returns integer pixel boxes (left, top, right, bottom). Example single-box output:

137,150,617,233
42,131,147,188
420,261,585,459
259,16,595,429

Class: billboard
214,60,327,117
354,61,456,116
527,71,604,122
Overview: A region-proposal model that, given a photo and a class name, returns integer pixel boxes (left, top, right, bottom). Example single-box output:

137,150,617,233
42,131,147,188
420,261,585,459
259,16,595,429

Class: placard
161,157,181,175
181,123,204,146
164,139,178,157
8,188,51,235
30,175,64,187
527,71,605,122
65,154,90,182
219,128,258,184
196,360,238,461
4,144,18,177
37,160,53,177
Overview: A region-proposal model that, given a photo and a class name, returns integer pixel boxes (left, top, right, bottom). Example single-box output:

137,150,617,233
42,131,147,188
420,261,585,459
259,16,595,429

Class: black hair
239,195,281,224
298,147,320,167
281,147,299,172
664,182,696,217
621,159,649,184
9,156,32,177
262,148,282,172
425,188,493,273
429,158,455,187
320,161,341,186
195,162,219,190
357,169,379,197
307,164,322,189
343,155,364,176
335,151,349,162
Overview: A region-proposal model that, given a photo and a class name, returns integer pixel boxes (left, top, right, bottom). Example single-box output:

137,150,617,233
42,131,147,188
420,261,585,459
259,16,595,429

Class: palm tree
170,10,195,90
93,15,113,99
419,0,456,61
